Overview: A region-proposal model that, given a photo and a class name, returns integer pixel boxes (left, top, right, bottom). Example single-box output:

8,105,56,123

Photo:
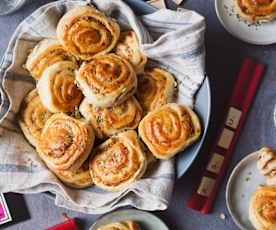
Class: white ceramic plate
89,209,169,230
226,152,266,230
215,0,276,45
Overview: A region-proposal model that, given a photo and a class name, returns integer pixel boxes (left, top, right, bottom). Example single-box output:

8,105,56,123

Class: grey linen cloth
0,0,205,214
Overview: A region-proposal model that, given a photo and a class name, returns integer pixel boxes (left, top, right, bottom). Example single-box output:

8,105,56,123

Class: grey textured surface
1,0,276,229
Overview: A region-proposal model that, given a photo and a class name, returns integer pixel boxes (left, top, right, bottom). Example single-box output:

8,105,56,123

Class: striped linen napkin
0,0,205,214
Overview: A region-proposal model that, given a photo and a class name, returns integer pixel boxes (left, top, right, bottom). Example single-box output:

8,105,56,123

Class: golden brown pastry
89,130,147,192
76,54,137,107
233,0,276,22
57,6,120,60
249,185,276,230
257,147,276,186
136,67,176,116
18,89,53,147
115,31,147,74
37,113,95,171
48,159,93,188
97,221,141,230
37,61,83,113
79,96,142,139
138,103,201,159
25,38,77,80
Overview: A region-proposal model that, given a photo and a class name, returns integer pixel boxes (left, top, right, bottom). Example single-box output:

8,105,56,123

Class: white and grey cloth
0,0,205,214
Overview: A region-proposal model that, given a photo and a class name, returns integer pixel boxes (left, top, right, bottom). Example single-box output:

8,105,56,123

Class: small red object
187,58,264,214
46,218,79,230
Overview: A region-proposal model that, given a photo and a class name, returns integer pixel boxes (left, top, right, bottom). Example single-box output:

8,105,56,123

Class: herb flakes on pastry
57,6,120,60
97,221,141,230
79,96,143,139
138,103,201,159
89,130,147,192
37,113,95,171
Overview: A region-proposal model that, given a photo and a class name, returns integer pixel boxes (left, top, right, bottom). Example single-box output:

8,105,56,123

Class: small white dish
215,0,276,45
226,152,266,230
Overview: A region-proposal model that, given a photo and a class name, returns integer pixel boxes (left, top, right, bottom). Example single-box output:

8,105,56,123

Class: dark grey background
1,0,276,229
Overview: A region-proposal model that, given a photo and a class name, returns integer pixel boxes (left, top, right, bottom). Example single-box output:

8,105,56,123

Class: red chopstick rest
46,218,79,230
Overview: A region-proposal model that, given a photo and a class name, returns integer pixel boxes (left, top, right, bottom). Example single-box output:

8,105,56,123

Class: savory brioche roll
115,31,147,74
76,54,137,107
37,61,82,113
37,113,95,171
57,6,120,60
79,96,142,139
48,159,93,188
249,185,276,230
138,103,201,159
257,147,276,186
89,130,147,192
136,67,176,116
97,221,141,230
233,0,276,22
18,89,53,147
25,38,77,80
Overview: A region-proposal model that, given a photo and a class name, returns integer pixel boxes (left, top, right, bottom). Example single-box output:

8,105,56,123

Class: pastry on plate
79,96,143,139
25,38,77,80
37,61,83,113
18,89,53,147
136,67,176,116
57,6,120,60
48,158,93,188
257,147,276,186
249,185,276,230
37,113,95,171
76,54,137,107
115,30,147,74
138,103,201,159
97,221,141,230
233,0,276,22
89,130,147,192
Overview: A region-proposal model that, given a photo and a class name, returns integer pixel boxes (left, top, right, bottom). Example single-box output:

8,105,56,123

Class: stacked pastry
97,221,141,230
249,147,276,230
18,5,201,191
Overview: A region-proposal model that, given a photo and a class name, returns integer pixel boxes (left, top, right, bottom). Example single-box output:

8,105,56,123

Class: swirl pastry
18,89,53,147
79,96,142,139
249,185,276,230
136,68,176,116
115,31,147,74
76,54,137,107
57,6,120,60
257,147,276,186
233,0,276,22
37,113,95,171
37,61,82,113
25,38,77,80
89,130,147,192
138,103,201,159
97,221,141,230
48,159,93,188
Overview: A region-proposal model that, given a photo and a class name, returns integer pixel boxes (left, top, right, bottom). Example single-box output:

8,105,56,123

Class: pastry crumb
61,212,69,220
220,213,226,220
245,177,250,182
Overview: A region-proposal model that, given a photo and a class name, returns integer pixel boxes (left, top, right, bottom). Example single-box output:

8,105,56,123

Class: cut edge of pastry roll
233,0,276,22
97,221,141,230
57,6,120,60
89,130,147,192
37,113,95,171
249,185,276,230
25,38,77,80
18,89,53,147
115,30,147,74
79,96,143,139
136,67,176,116
37,61,83,113
138,103,201,159
76,54,137,107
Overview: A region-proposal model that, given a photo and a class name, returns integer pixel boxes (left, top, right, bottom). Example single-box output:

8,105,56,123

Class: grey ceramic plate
226,152,265,230
89,209,169,230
